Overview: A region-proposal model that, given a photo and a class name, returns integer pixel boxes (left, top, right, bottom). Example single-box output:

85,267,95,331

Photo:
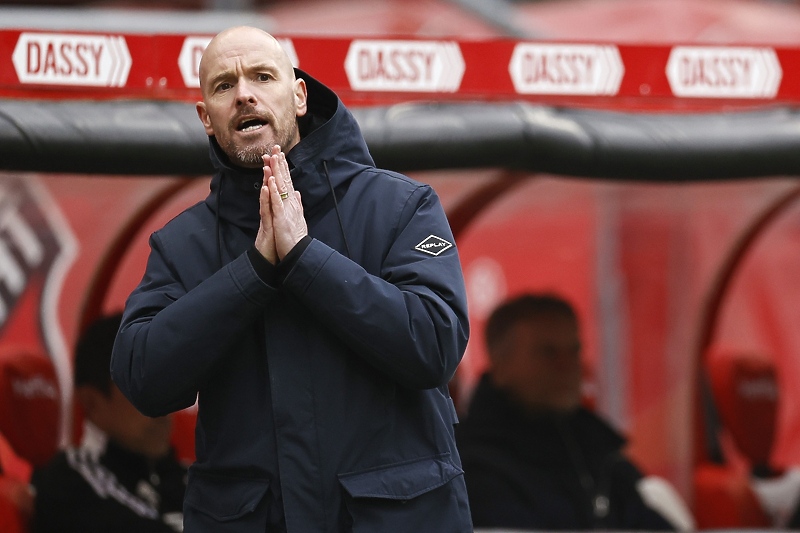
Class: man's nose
235,80,257,106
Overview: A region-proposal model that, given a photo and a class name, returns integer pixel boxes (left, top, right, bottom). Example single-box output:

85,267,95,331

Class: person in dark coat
110,26,471,532
456,293,690,531
32,313,187,532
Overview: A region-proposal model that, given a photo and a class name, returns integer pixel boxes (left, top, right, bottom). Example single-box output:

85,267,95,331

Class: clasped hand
255,145,308,264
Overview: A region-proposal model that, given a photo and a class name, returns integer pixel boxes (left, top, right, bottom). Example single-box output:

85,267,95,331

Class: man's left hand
266,147,308,260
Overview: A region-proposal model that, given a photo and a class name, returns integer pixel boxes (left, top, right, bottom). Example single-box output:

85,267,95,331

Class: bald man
111,26,472,532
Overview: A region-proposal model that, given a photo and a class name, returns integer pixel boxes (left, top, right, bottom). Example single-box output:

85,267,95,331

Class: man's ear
294,78,308,118
196,101,215,136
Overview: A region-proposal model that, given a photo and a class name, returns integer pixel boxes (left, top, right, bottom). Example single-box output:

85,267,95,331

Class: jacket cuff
246,246,278,286
276,235,312,280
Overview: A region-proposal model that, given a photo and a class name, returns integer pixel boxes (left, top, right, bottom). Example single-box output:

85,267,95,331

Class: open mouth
237,117,268,133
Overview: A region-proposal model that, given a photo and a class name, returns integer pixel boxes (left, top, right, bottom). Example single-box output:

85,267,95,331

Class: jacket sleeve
281,184,469,390
110,233,279,417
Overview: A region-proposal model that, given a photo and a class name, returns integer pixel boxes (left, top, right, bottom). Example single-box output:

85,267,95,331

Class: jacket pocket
184,469,269,522
338,454,468,532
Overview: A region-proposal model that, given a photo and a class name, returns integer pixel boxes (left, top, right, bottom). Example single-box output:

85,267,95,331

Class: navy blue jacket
111,71,472,532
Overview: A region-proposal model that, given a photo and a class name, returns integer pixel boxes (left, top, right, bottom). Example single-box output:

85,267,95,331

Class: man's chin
234,145,271,168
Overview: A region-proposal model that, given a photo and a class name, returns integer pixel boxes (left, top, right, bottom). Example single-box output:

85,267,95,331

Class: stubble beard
234,144,271,167
225,114,299,168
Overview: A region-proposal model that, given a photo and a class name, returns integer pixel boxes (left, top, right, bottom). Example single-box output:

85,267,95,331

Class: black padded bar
2,99,800,180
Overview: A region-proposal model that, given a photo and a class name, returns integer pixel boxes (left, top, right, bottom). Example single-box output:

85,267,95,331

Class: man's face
196,28,307,167
80,384,173,459
491,313,583,413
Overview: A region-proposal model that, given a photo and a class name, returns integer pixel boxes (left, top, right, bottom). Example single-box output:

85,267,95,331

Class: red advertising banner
2,29,800,110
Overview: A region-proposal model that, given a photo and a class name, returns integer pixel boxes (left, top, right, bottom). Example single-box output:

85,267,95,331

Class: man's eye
215,82,232,92
257,74,272,82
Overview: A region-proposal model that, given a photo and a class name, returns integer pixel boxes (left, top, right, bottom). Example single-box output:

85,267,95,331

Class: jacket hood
205,69,374,230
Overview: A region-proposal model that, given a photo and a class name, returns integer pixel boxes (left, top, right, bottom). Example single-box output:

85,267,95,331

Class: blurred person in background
31,313,186,533
456,293,693,531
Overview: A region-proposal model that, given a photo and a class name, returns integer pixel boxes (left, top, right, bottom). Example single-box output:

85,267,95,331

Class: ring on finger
280,192,289,200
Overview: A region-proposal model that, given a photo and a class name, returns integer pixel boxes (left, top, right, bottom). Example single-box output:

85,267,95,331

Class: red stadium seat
0,348,61,469
0,430,34,532
693,462,771,528
171,403,197,465
708,351,778,470
693,350,779,528
0,431,31,484
0,487,28,533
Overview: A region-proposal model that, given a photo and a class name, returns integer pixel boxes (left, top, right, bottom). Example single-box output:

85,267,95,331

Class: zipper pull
594,494,610,518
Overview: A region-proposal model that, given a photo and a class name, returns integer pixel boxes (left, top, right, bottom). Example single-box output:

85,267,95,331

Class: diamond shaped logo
415,235,453,256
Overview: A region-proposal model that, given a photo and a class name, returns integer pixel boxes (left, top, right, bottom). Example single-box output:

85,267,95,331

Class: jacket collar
206,139,262,230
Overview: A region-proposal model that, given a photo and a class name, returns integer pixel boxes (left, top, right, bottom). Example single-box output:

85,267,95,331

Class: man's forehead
206,47,281,73
200,28,287,78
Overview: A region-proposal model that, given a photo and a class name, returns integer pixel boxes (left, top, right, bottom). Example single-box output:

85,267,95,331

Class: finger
268,154,284,190
269,153,292,198
263,145,279,165
259,182,270,218
270,151,293,194
279,152,294,192
268,175,287,209
256,180,278,264
262,145,281,172
260,168,275,211
262,154,274,186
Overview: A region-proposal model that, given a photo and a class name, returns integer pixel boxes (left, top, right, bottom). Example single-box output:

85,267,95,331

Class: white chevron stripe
66,447,159,520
